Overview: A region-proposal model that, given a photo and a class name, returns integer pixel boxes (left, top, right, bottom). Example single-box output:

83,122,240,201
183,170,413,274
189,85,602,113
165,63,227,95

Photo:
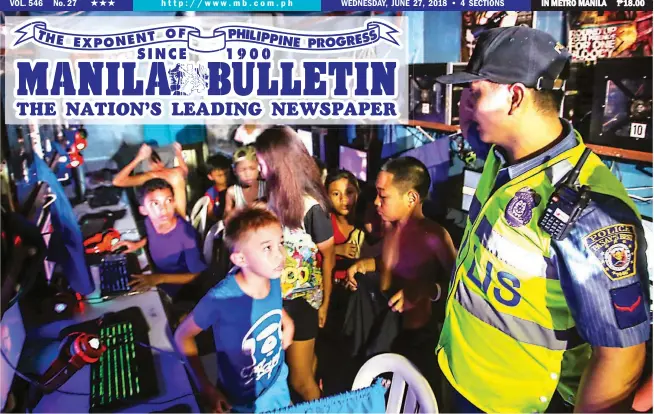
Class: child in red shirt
326,170,365,282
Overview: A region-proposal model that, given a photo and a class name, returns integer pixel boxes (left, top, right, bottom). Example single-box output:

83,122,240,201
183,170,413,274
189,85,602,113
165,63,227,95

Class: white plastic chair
352,353,438,414
190,196,210,237
203,220,225,265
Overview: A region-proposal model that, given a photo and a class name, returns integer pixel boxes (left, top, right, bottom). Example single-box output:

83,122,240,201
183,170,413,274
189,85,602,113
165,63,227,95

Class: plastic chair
190,196,210,237
203,220,225,265
352,353,438,414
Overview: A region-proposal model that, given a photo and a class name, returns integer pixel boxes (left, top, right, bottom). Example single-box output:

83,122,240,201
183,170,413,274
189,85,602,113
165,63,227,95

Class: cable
0,346,89,397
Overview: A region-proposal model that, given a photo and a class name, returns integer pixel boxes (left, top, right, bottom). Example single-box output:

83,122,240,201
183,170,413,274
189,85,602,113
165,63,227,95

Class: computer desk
28,290,199,413
23,166,200,413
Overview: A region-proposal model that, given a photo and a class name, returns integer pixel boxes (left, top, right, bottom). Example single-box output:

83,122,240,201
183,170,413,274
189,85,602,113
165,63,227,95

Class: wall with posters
568,11,653,61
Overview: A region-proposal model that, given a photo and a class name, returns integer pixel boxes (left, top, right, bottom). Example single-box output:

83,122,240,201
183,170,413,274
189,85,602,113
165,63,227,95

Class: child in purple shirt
113,178,207,298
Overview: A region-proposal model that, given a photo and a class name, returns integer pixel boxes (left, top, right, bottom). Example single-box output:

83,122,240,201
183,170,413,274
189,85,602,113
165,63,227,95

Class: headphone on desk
39,332,106,393
27,332,106,409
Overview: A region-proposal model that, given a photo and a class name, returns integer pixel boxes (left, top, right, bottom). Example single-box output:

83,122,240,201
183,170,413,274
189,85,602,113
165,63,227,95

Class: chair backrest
203,220,225,265
352,353,438,414
190,196,210,237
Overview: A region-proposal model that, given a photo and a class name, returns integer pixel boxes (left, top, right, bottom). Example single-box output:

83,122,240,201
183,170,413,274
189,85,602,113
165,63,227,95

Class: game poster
568,11,653,61
460,11,535,62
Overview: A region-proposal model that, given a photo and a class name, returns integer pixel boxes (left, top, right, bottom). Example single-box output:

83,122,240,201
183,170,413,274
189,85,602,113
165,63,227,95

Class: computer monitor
297,129,313,156
33,155,94,295
0,302,26,411
37,202,56,283
339,146,368,182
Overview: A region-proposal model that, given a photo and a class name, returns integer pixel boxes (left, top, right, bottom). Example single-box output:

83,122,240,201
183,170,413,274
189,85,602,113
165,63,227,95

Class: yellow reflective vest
437,138,640,413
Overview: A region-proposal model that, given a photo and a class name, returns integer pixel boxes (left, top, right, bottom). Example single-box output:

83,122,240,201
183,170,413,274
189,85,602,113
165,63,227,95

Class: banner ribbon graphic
12,20,400,53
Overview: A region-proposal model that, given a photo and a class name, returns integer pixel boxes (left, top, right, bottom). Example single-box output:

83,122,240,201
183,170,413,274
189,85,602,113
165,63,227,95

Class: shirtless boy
347,156,456,394
113,143,188,217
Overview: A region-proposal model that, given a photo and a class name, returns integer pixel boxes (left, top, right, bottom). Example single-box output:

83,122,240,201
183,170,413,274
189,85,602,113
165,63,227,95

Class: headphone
27,332,106,409
39,333,106,393
83,228,121,254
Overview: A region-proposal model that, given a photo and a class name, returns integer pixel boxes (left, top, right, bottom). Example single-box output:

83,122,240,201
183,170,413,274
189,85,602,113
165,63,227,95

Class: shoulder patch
610,282,648,329
584,224,637,281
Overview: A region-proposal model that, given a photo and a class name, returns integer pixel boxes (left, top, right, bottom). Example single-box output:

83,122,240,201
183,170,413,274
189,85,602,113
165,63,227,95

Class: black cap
437,26,571,91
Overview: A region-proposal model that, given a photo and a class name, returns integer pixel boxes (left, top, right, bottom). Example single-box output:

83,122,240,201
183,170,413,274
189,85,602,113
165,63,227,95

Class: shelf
586,144,652,163
402,120,460,133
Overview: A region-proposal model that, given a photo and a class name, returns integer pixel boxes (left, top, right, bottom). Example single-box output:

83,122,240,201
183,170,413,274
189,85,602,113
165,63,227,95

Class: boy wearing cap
224,146,266,223
436,26,649,413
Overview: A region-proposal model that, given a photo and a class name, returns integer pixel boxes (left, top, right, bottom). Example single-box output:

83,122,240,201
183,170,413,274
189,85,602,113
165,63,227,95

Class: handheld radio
538,148,593,241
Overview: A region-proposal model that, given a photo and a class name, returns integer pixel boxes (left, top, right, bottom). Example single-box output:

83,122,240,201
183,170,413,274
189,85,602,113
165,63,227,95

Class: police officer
436,26,650,413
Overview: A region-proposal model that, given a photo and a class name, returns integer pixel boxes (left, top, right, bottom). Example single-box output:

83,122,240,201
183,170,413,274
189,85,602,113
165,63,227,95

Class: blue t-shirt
144,216,207,297
192,268,289,409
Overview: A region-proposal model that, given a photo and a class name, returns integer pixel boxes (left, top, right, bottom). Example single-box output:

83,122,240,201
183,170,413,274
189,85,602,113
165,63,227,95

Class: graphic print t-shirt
192,269,285,405
281,198,333,309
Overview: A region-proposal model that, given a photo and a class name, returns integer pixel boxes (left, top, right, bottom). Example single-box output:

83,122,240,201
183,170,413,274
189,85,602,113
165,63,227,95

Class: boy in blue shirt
174,208,294,413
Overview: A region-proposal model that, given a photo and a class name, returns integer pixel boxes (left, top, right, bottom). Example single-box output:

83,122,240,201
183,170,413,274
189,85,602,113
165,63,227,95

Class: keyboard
99,256,130,297
61,307,159,412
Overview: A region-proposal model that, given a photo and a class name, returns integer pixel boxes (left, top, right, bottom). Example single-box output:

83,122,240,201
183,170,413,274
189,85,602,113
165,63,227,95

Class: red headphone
83,228,121,254
40,332,106,393
74,128,88,151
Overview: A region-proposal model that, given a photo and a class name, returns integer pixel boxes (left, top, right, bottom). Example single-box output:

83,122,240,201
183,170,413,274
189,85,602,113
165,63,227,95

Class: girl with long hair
254,126,335,402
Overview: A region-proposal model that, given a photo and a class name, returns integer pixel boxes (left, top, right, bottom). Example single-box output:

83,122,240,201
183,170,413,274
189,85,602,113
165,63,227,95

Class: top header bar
2,0,651,12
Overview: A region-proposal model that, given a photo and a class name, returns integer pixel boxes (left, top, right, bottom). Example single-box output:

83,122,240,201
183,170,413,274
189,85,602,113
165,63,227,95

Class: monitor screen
297,129,313,156
38,207,56,283
339,146,367,182
0,303,26,411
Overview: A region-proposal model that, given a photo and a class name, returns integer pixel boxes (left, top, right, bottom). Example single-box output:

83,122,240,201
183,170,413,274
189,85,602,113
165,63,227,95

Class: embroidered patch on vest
584,224,637,281
505,187,540,228
610,282,647,329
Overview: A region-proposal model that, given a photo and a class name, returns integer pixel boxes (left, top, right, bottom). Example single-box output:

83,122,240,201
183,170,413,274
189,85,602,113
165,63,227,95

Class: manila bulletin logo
7,17,405,125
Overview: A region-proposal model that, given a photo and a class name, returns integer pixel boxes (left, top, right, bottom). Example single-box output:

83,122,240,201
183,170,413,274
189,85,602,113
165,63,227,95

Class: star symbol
91,0,97,5
99,0,106,5
109,0,115,5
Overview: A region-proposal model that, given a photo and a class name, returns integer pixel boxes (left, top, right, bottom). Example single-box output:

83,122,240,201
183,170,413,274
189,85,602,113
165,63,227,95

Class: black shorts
283,298,319,341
